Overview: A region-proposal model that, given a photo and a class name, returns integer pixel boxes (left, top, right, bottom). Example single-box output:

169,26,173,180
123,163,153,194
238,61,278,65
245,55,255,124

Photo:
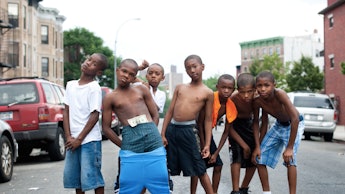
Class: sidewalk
333,125,345,142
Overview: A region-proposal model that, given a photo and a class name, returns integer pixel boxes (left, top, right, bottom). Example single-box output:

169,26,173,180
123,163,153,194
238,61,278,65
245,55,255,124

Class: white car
287,92,337,142
0,119,18,182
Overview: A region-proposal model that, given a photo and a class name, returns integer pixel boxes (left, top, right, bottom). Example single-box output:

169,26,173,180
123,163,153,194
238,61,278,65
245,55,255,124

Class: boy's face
237,84,255,102
256,77,275,99
81,54,103,77
185,59,204,81
216,78,235,100
146,65,165,88
116,62,138,87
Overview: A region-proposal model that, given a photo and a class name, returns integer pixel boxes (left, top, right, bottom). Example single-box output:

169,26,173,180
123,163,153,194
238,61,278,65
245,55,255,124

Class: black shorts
166,123,207,177
230,118,256,168
204,136,223,168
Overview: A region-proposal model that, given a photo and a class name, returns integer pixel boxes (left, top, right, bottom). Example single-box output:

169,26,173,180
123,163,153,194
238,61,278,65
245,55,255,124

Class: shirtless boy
102,59,169,194
161,54,214,194
252,71,305,194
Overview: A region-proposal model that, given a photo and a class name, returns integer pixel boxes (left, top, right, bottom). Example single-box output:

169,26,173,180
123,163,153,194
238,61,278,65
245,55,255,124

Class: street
0,119,345,194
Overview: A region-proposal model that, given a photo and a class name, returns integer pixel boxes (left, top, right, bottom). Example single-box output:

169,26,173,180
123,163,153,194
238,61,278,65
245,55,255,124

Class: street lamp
114,18,141,88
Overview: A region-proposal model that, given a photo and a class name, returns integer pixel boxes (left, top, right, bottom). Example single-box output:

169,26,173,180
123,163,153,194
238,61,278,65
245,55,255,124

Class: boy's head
237,73,256,102
116,58,139,87
255,71,276,99
146,63,165,88
184,54,204,81
81,53,108,77
216,74,235,100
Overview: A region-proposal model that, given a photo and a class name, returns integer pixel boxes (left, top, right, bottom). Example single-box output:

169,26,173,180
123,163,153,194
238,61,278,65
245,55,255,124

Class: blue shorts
257,116,305,168
63,141,104,191
166,123,207,176
119,147,169,194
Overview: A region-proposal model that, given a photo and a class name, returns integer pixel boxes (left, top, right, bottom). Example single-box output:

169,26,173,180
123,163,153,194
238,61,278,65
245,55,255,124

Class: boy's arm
251,101,261,165
161,85,179,146
63,105,72,142
142,85,159,125
209,122,230,163
197,108,206,148
201,91,214,158
102,94,122,147
277,90,300,164
259,109,269,143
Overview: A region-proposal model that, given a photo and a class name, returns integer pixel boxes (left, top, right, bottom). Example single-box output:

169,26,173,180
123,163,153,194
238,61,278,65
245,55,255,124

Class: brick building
0,0,65,86
319,0,345,125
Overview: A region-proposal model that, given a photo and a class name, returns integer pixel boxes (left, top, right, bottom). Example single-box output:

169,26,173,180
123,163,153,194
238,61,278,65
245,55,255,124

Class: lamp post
114,18,141,88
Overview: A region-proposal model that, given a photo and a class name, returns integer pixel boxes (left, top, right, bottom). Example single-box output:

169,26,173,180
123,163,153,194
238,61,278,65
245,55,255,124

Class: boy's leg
190,176,198,194
212,166,222,193
240,166,256,192
230,163,241,192
287,166,297,194
257,164,270,191
198,173,213,194
114,156,120,193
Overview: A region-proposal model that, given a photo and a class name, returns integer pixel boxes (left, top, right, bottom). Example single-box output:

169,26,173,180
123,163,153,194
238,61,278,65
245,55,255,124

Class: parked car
0,77,66,161
0,119,18,183
287,92,337,142
99,87,121,140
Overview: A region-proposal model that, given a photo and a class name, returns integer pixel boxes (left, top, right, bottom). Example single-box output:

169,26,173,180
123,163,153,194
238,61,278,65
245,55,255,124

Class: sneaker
168,178,174,193
230,191,241,194
114,181,119,194
239,187,250,194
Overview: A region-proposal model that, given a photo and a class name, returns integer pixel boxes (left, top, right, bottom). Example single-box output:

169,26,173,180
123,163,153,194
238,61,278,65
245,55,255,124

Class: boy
161,54,214,194
63,53,108,194
229,73,258,194
102,59,169,194
252,71,304,194
191,74,237,194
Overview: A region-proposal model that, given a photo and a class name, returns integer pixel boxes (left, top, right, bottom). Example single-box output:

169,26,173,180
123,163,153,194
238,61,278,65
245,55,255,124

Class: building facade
319,0,345,125
239,32,324,76
0,0,65,86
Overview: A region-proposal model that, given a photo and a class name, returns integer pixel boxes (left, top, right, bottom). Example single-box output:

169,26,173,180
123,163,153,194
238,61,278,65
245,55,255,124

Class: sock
263,191,271,194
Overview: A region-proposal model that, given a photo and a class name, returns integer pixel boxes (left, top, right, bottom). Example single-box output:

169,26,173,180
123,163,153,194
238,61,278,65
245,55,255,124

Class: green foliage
63,27,116,87
286,56,324,92
162,97,171,118
249,53,288,89
341,62,345,74
203,74,219,91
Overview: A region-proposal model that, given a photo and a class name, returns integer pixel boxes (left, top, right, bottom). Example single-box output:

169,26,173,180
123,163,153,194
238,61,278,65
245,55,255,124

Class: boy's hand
283,147,293,166
251,147,261,165
243,145,251,159
161,136,168,147
65,137,81,151
139,60,149,70
201,146,210,159
208,153,217,164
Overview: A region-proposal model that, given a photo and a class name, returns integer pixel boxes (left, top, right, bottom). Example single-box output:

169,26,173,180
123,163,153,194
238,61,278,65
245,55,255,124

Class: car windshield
0,83,38,106
293,96,334,109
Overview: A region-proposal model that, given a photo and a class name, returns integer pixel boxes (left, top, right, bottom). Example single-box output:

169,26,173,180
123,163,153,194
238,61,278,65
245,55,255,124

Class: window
41,25,49,44
256,49,259,57
330,57,335,69
262,48,267,56
328,14,334,28
23,44,27,67
8,3,19,28
42,57,49,76
23,6,26,29
276,47,281,56
269,47,273,56
244,51,248,60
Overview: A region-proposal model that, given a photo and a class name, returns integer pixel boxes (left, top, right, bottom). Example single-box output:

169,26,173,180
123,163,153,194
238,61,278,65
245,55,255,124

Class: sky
40,0,327,82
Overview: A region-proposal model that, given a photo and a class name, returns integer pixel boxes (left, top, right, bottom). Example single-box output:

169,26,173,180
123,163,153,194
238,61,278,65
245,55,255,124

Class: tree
341,62,345,74
286,56,323,92
249,53,288,89
63,28,115,87
203,75,219,91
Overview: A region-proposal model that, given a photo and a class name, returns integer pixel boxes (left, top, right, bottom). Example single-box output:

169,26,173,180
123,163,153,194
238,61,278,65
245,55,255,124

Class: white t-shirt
150,86,166,113
64,80,102,144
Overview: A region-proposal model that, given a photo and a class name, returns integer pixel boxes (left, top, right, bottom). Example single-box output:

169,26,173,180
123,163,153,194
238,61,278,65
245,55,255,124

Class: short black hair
256,71,275,83
119,59,139,73
184,54,203,65
95,53,108,71
217,74,235,85
148,63,165,75
237,73,255,88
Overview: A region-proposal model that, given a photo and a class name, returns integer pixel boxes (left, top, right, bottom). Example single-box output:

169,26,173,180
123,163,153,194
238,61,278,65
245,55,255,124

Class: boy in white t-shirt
63,53,108,194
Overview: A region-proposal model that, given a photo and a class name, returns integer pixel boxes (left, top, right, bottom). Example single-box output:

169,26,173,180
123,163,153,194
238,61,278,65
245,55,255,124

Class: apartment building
0,0,65,86
319,0,345,125
238,31,324,76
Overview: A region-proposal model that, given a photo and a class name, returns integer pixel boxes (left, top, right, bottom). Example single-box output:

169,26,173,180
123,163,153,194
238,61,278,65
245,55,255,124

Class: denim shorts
257,115,305,168
63,141,104,191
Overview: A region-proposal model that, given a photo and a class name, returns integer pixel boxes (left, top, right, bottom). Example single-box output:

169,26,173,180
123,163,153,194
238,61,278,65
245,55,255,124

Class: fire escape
0,7,14,76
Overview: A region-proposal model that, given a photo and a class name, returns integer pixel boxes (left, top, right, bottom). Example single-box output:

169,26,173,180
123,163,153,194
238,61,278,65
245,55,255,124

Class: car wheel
48,127,66,161
323,133,333,142
0,136,14,183
304,133,311,140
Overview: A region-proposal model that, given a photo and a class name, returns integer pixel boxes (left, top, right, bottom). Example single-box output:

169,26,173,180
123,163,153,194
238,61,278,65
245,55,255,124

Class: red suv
0,77,66,161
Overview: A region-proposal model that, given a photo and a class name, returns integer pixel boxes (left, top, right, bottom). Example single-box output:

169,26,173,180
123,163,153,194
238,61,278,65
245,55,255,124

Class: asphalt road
1,119,345,194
